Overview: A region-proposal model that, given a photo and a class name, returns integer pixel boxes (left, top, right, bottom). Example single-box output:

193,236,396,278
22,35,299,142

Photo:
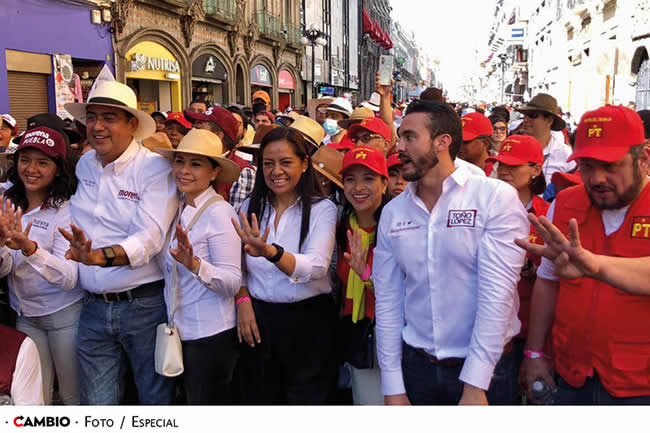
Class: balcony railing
256,10,281,40
204,0,235,22
285,23,302,48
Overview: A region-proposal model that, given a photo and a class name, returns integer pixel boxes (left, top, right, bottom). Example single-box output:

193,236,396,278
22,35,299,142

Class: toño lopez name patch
631,216,650,239
447,209,477,228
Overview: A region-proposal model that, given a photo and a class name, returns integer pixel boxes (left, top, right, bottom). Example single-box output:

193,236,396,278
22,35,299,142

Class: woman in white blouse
0,126,82,405
157,128,242,404
232,126,338,404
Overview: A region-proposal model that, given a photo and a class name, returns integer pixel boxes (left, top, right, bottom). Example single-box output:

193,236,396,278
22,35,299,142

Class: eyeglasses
493,126,507,133
352,133,384,143
523,112,545,119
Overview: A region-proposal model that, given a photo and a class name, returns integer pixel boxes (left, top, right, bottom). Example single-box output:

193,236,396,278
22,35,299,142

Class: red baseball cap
551,171,583,190
184,106,239,142
164,112,192,129
348,117,391,141
461,112,493,141
568,105,646,163
340,146,388,178
387,153,403,169
17,126,66,159
328,133,355,151
487,134,544,166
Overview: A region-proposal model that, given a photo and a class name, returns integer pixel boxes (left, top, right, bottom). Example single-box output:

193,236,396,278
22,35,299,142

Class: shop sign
251,64,272,87
192,54,227,80
130,53,180,73
53,53,76,120
278,70,295,90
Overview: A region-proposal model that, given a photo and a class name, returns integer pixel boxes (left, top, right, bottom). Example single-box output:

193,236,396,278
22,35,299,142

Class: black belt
90,279,164,303
409,339,513,368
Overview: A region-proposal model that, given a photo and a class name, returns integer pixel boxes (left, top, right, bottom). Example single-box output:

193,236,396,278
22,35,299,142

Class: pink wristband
360,264,371,281
523,349,547,360
236,296,251,306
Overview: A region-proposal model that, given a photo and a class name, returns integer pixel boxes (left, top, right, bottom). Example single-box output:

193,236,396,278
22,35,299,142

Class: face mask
323,118,340,136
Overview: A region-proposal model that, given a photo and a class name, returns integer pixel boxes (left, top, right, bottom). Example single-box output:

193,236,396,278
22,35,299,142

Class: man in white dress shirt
0,325,43,405
62,81,178,404
373,100,529,405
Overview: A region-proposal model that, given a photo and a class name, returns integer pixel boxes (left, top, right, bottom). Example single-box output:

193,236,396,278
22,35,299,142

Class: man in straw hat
62,80,178,404
516,93,575,183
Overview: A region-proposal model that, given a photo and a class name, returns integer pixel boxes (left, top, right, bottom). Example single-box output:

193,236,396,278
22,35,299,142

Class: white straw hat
64,81,156,140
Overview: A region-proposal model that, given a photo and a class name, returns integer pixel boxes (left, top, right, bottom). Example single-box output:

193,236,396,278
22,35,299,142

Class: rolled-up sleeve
460,184,528,390
289,200,337,283
195,207,242,297
24,224,78,291
120,159,178,268
373,209,407,396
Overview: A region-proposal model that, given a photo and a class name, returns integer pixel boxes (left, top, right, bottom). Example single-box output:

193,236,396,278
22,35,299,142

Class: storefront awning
279,70,295,90
251,64,272,87
192,54,227,81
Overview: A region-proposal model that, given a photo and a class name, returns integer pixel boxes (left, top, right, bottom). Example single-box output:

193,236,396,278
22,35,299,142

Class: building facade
112,0,303,113
360,0,391,100
0,0,115,130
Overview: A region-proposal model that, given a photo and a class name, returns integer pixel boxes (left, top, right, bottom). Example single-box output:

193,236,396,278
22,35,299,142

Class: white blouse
160,188,242,341
0,201,83,317
240,197,337,303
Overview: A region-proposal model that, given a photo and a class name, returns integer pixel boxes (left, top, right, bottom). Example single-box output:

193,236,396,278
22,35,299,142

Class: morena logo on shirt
117,189,140,202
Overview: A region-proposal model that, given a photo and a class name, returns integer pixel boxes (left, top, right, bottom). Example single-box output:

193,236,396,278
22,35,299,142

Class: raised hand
515,214,599,280
169,224,199,272
0,199,35,254
343,229,369,278
232,211,271,258
58,224,102,266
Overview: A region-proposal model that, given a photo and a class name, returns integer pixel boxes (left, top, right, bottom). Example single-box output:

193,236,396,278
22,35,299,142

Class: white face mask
323,118,340,136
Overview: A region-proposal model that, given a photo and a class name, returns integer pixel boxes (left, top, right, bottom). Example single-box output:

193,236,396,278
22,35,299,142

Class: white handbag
155,195,222,377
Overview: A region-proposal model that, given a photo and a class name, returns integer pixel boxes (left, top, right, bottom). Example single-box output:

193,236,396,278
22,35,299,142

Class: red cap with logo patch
387,153,403,169
164,112,192,129
17,126,66,159
340,145,388,178
348,117,392,141
487,134,543,166
461,112,493,141
568,105,646,163
184,106,239,142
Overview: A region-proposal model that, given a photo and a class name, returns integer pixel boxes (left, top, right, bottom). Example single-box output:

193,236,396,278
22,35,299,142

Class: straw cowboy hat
311,145,343,189
516,93,566,131
65,81,156,140
289,115,325,149
338,107,375,130
157,129,241,184
237,124,280,155
141,132,173,155
307,97,335,120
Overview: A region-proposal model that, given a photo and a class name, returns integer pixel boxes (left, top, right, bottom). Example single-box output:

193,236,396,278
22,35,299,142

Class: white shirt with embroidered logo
0,201,83,317
71,140,178,293
159,188,242,341
373,166,529,395
240,197,337,303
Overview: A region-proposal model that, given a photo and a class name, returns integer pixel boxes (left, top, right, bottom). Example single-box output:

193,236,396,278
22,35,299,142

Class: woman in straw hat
156,128,242,404
0,127,82,405
335,146,390,405
231,127,338,404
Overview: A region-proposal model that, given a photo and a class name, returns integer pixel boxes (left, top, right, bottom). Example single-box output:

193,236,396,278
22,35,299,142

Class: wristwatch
102,247,116,267
266,243,284,263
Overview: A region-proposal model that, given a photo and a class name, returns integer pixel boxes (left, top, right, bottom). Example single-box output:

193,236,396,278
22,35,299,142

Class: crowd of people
1,72,650,407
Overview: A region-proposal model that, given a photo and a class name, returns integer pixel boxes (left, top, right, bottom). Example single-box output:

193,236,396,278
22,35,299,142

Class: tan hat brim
313,162,343,189
516,107,566,131
64,102,157,140
156,148,242,184
337,118,364,130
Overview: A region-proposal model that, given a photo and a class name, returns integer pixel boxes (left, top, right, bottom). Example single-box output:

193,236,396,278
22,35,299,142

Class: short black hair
227,105,250,128
405,100,463,160
489,114,508,126
637,110,650,139
190,100,209,109
491,106,510,122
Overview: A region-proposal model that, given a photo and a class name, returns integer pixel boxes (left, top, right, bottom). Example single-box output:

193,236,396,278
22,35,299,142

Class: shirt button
293,277,299,283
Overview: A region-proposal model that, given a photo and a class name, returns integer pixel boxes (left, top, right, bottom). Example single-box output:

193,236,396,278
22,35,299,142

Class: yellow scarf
346,213,375,323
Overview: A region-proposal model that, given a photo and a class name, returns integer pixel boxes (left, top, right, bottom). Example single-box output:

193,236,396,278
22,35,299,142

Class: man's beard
399,149,438,182
586,163,644,210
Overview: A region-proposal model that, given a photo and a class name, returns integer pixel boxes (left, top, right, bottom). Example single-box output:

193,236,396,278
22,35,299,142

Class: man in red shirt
517,105,650,404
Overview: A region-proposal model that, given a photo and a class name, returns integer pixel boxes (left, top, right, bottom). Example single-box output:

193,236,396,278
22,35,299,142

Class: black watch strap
102,247,116,267
266,243,284,263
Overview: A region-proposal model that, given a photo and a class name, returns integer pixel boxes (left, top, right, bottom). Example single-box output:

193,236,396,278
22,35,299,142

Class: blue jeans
554,374,650,405
402,342,518,405
77,292,174,405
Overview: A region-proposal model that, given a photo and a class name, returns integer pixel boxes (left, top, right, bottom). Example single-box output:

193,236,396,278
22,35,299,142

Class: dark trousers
554,373,650,405
238,295,338,405
181,327,239,405
402,342,519,405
